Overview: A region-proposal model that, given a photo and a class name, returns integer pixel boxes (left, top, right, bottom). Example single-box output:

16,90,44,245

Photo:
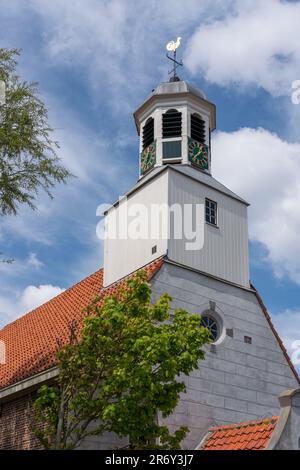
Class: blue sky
0,0,300,370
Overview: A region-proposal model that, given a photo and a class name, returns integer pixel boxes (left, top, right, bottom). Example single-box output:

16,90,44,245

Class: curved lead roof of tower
149,80,207,101
134,79,216,134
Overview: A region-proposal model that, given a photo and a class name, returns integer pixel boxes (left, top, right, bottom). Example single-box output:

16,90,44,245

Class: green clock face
140,141,156,175
188,137,209,170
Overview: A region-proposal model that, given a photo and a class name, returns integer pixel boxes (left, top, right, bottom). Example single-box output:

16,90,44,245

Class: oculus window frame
201,314,220,343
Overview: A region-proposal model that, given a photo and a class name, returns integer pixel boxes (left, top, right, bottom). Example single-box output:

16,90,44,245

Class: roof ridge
1,256,164,333
100,256,165,293
169,165,249,206
209,416,278,432
251,283,300,385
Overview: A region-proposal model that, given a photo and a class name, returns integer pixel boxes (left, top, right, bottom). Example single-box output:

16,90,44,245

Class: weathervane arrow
166,37,183,82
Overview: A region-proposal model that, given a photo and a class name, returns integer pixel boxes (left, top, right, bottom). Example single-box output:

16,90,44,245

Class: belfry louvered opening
162,109,182,138
191,113,206,144
142,117,154,150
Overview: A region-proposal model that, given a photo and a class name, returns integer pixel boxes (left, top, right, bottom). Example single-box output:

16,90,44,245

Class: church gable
150,261,299,449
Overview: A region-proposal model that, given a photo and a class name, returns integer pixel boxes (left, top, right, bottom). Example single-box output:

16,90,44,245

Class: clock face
140,141,156,175
188,137,209,170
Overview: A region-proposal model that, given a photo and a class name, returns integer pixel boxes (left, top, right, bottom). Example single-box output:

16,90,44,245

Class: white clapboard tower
104,79,249,289
101,77,299,450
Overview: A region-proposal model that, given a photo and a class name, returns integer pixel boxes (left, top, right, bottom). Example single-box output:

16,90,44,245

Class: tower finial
166,37,183,82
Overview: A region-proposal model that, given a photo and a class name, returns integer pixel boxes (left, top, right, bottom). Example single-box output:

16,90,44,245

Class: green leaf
0,48,72,216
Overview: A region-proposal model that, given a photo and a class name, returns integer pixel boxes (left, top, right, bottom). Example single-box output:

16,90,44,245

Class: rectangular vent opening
191,113,206,144
142,118,154,150
162,110,182,138
226,328,234,338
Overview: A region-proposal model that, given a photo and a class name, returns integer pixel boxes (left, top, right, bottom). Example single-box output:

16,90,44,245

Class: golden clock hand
193,147,202,159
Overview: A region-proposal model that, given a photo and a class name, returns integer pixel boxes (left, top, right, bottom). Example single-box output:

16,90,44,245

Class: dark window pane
201,315,219,341
163,140,181,159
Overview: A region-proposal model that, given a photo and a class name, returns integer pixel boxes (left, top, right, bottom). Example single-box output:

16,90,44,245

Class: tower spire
166,37,183,82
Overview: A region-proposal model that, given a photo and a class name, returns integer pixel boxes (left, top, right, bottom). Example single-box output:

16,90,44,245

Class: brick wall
0,393,42,450
0,391,128,450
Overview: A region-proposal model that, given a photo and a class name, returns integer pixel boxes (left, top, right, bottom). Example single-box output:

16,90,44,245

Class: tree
34,271,211,450
0,48,71,216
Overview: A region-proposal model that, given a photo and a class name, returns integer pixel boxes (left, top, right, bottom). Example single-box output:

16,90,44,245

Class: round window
201,315,219,342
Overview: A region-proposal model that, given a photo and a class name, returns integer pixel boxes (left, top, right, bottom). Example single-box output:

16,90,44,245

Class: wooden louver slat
162,109,182,138
191,113,206,144
142,117,154,150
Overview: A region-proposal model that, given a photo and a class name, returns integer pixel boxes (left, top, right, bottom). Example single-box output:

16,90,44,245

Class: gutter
0,367,59,402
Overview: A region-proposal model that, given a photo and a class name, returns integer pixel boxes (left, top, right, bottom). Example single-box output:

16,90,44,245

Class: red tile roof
0,258,163,390
202,416,278,451
0,258,298,392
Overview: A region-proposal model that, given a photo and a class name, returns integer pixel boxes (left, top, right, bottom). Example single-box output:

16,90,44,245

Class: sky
0,0,300,370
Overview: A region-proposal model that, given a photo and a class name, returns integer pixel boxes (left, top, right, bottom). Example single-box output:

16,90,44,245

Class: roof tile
202,417,278,451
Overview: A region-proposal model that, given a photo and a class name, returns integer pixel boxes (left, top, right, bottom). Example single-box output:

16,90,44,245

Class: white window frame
205,198,218,226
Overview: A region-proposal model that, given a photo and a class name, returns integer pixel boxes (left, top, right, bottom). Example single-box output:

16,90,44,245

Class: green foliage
0,48,71,215
34,271,211,450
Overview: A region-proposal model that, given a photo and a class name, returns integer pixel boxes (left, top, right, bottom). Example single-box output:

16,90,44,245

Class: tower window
205,198,217,226
162,109,182,138
191,113,206,144
142,117,154,150
201,314,219,342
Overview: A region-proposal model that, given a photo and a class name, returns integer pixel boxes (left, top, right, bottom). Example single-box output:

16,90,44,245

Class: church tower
103,79,249,289
102,51,299,450
0,43,298,452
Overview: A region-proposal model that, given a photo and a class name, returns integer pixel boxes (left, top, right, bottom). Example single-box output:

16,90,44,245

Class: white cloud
26,252,44,269
272,309,300,370
20,284,65,313
0,252,45,279
0,295,17,327
185,0,300,96
15,0,233,112
0,91,132,258
0,283,65,328
212,127,300,284
1,0,300,328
